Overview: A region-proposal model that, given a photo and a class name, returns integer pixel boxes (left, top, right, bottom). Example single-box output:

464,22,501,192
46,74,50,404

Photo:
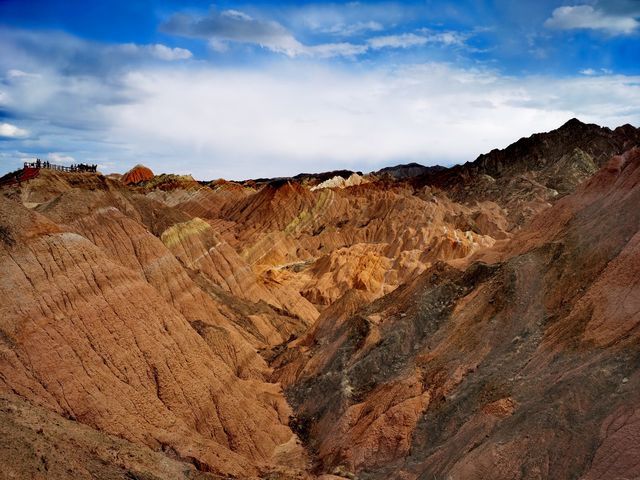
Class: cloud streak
0,28,192,78
368,30,468,49
161,7,471,58
161,9,306,57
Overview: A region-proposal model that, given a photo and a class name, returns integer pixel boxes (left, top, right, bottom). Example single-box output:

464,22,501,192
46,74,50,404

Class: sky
0,0,639,180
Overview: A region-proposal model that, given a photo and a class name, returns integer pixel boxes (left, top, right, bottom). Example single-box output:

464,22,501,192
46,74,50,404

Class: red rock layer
121,164,154,185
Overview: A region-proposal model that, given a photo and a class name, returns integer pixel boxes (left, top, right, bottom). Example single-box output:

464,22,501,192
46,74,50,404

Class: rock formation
0,119,639,479
279,146,640,479
310,173,368,191
121,164,154,185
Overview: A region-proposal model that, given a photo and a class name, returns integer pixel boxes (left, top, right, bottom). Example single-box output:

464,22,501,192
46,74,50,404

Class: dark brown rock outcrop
280,147,640,479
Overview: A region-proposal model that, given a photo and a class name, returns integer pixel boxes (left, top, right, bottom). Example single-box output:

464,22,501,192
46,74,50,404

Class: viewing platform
23,159,97,173
0,159,98,187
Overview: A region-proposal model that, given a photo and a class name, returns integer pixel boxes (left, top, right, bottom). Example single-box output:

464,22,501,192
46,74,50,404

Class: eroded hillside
1,119,639,479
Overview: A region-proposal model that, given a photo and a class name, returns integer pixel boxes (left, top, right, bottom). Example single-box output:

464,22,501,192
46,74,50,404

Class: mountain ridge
0,119,639,479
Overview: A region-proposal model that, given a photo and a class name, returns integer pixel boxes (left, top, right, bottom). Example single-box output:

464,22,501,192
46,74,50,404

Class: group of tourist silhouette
25,159,97,172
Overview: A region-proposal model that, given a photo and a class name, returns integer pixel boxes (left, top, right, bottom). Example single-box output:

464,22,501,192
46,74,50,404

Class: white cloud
93,63,639,179
148,44,192,61
545,5,639,34
431,31,468,46
307,42,369,58
208,38,229,53
161,9,307,57
368,33,429,49
368,30,469,50
0,30,639,180
119,43,192,61
0,29,192,82
47,152,75,164
222,10,253,22
289,2,410,36
7,69,41,80
0,122,28,138
161,7,467,58
580,67,615,75
323,20,384,36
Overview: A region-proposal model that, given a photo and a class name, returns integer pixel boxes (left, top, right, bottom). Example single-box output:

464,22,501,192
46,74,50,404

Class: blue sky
0,0,639,179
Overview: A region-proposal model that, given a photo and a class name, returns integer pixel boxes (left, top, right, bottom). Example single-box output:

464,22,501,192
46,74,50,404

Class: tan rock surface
0,392,226,480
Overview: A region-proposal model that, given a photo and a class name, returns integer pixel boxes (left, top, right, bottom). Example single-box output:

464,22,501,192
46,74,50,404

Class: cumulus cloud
0,122,28,138
545,4,639,34
47,152,75,164
141,44,193,61
95,64,639,179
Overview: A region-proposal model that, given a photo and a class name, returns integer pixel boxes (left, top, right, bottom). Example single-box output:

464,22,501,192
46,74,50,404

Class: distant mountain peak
560,117,586,129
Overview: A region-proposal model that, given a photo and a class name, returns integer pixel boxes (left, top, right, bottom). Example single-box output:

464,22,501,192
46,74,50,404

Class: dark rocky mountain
416,118,640,227
374,163,446,179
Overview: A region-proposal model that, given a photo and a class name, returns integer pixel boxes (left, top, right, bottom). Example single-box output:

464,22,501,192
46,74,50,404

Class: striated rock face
159,216,319,325
0,181,310,478
155,178,500,319
281,147,640,479
121,164,154,185
0,392,225,479
0,119,638,479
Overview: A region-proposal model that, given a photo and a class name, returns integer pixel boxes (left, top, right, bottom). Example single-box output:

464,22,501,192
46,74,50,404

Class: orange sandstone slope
14,169,316,345
151,175,501,316
142,119,639,323
280,147,640,479
121,164,154,184
0,391,227,480
0,173,316,478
